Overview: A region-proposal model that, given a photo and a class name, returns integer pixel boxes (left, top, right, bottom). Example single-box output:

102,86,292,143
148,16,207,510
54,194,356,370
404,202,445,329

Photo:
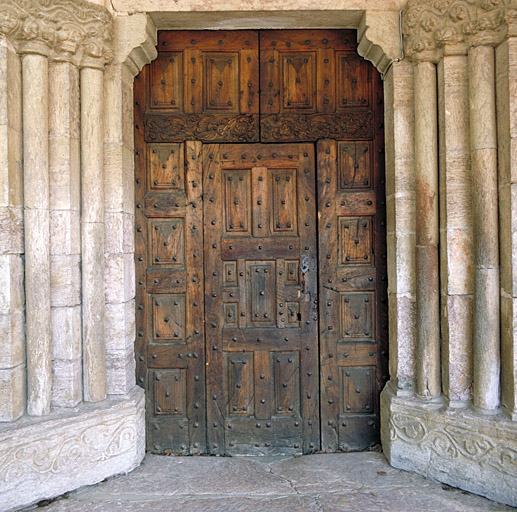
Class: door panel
145,31,259,143
135,68,206,454
203,143,319,455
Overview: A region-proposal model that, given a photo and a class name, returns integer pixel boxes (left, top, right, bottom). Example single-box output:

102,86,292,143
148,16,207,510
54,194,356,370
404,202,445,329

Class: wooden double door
134,30,387,456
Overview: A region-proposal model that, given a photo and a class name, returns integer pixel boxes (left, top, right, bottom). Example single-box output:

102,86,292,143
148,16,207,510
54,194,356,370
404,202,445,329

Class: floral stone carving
0,0,113,67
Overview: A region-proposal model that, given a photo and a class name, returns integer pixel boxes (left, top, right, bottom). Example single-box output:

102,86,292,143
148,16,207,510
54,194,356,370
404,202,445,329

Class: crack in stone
266,463,301,495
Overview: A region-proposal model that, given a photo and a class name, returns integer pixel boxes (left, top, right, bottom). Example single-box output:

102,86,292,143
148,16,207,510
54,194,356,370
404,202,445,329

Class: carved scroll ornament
0,0,113,68
145,114,260,143
403,0,515,61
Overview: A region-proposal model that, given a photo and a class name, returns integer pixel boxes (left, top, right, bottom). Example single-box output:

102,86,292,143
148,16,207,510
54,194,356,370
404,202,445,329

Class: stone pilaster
413,59,440,399
437,48,473,406
0,39,24,421
384,59,416,396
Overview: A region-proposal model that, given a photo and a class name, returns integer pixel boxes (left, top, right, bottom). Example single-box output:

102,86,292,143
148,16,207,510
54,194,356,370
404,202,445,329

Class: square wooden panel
149,52,183,110
273,352,300,415
204,53,239,113
246,261,276,327
147,143,184,191
148,218,185,268
336,54,371,108
338,142,372,190
226,352,254,416
151,369,187,416
340,292,375,342
338,216,374,266
223,170,252,235
269,169,298,235
281,52,316,111
151,294,186,343
340,366,375,414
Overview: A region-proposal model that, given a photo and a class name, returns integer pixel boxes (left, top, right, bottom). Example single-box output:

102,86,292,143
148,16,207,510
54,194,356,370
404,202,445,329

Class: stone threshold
0,387,145,512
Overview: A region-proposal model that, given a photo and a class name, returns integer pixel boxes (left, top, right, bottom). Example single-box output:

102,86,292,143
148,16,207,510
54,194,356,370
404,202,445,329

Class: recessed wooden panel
148,144,184,191
149,53,183,110
224,170,252,235
339,142,372,190
223,261,238,285
224,302,239,326
273,352,300,415
286,302,300,326
270,169,298,235
340,292,375,342
149,219,185,267
151,369,187,415
247,261,276,326
285,260,299,285
337,54,370,108
227,352,254,415
338,216,373,266
340,366,375,414
151,294,186,342
281,53,316,111
204,53,239,112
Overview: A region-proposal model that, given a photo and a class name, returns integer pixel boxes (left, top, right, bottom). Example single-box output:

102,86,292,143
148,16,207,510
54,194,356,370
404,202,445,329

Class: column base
381,383,517,507
0,386,145,512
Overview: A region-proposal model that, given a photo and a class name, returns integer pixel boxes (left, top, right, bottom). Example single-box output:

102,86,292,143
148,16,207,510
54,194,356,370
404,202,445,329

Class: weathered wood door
203,143,319,455
135,29,387,455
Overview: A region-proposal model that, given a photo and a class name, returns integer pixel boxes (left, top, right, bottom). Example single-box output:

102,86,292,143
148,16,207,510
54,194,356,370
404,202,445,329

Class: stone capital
0,0,113,69
402,0,512,63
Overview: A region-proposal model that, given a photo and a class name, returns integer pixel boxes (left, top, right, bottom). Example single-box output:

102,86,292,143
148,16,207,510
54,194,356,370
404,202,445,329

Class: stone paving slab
31,453,515,512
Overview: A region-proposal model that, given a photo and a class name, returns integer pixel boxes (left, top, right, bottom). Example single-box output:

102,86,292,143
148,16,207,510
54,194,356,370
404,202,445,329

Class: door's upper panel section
260,30,374,142
145,31,259,143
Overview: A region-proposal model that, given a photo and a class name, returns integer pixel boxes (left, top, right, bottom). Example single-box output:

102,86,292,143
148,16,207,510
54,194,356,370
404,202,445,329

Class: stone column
496,15,517,420
49,61,82,407
22,53,52,416
438,49,473,407
81,66,107,402
414,60,440,398
384,59,417,395
469,44,500,412
0,40,24,421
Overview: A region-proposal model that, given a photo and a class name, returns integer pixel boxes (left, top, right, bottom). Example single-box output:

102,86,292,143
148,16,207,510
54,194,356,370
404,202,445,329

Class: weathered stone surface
106,346,136,394
38,452,514,512
51,306,82,360
51,358,82,407
104,252,135,304
104,211,134,254
387,233,415,295
105,300,135,352
50,210,81,256
0,364,25,421
381,386,517,508
0,253,24,314
50,254,81,307
0,311,24,368
0,387,145,512
0,206,23,255
501,294,517,419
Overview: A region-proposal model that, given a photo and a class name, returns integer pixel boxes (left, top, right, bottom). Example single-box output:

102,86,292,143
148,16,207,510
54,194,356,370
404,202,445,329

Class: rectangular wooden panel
223,169,252,235
338,216,374,266
149,52,183,110
226,352,254,416
273,352,300,415
336,54,371,108
151,369,187,415
247,261,276,327
317,48,336,113
151,294,186,343
147,144,184,191
184,49,203,113
148,219,185,268
340,366,375,414
281,52,316,111
269,169,298,235
204,53,239,112
340,292,375,342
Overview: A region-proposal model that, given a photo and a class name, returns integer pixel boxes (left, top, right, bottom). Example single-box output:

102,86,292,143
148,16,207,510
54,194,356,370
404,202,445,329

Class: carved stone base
381,383,517,508
0,387,145,512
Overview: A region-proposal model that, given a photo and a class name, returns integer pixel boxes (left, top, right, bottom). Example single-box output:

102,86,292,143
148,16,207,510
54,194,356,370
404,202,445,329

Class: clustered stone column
0,0,114,419
396,0,517,415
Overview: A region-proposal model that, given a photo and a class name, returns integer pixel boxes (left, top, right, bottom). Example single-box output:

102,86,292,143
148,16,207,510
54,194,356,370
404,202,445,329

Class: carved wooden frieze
0,0,113,67
145,114,259,143
260,112,374,142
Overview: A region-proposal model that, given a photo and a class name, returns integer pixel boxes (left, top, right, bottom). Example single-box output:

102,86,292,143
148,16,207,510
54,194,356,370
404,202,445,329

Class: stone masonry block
442,227,474,296
0,206,23,254
105,252,135,304
501,294,517,418
387,232,415,295
50,254,81,307
499,183,517,297
0,254,24,314
51,305,82,360
49,137,81,211
50,209,81,256
0,311,24,369
51,358,82,408
0,364,25,421
105,300,135,352
105,211,134,254
106,346,136,395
